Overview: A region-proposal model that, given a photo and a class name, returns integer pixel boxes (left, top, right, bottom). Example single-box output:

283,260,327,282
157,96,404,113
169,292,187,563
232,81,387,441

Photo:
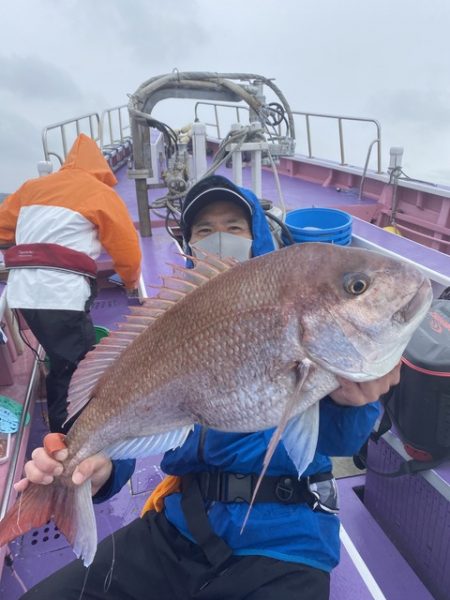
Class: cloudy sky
2,0,450,192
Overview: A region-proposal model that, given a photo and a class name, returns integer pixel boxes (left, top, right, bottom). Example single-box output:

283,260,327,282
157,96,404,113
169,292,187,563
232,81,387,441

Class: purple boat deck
334,475,434,600
1,162,449,598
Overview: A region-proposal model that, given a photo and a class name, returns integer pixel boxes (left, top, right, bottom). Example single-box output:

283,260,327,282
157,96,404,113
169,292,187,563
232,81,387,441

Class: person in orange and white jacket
0,133,142,433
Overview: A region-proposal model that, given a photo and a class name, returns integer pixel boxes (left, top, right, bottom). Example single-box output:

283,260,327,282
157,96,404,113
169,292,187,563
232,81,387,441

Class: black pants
21,511,330,599
20,307,96,433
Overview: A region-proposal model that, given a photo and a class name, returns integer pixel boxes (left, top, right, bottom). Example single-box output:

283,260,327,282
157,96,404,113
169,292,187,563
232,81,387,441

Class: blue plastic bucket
285,208,352,246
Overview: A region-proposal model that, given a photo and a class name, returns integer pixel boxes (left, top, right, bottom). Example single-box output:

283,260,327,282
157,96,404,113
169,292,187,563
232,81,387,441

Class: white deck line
339,525,387,600
138,272,148,300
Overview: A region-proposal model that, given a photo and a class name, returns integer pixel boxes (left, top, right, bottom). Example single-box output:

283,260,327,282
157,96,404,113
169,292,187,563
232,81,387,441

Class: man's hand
14,437,113,496
329,362,401,407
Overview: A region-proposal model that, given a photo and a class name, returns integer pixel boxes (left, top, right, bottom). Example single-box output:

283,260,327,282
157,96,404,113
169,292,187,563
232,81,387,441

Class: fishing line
103,529,116,594
76,523,116,599
5,546,28,593
16,489,24,533
97,511,117,594
77,564,91,600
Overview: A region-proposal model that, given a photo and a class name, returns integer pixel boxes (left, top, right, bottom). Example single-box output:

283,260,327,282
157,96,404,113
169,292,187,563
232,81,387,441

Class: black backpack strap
365,456,447,478
372,386,398,442
180,473,233,568
354,438,447,477
370,408,393,443
353,393,448,477
353,392,394,470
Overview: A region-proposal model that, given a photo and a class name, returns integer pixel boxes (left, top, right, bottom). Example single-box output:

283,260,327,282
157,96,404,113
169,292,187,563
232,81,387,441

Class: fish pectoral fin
104,425,194,459
241,359,312,532
281,403,320,477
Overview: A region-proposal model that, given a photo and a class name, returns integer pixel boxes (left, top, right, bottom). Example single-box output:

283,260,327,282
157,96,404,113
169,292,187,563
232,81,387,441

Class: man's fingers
72,456,100,485
333,362,402,406
19,447,111,490
53,449,69,462
72,454,112,489
24,461,57,484
14,478,29,493
30,447,65,474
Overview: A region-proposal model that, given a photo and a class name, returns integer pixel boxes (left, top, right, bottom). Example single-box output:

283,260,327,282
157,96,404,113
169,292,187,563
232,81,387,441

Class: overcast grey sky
2,0,450,191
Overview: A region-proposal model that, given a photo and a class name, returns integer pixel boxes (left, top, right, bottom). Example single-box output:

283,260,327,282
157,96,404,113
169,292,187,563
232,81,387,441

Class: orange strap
43,433,67,457
141,475,181,516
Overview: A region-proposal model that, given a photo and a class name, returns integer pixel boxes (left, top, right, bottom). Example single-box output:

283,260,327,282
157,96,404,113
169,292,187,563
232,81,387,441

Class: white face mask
190,231,253,262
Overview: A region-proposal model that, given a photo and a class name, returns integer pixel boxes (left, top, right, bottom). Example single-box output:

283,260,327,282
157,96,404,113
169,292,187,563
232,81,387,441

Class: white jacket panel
7,205,102,311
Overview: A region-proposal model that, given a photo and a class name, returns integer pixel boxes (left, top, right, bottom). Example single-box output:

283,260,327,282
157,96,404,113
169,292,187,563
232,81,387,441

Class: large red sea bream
0,243,432,565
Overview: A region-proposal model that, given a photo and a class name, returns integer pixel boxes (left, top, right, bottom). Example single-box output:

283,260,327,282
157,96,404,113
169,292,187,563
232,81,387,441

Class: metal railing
194,101,250,139
100,105,130,147
41,103,381,177
0,295,23,356
292,110,382,174
193,103,382,174
0,344,44,521
42,113,101,165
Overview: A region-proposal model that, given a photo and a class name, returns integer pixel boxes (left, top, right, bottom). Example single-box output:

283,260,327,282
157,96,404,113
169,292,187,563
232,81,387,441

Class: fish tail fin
0,479,97,566
0,482,55,545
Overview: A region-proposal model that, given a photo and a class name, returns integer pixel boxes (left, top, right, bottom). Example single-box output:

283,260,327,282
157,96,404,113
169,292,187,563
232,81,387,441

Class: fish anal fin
72,480,97,565
105,425,194,459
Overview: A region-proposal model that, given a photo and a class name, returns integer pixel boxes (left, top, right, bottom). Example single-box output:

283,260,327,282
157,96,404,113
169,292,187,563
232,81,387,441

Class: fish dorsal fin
65,253,236,423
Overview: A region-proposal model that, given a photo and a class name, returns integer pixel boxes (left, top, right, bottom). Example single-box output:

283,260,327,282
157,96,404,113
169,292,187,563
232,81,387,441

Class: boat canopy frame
127,71,296,237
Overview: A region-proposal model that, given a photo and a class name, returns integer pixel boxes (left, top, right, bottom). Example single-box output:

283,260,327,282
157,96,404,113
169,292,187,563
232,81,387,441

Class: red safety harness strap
4,243,97,278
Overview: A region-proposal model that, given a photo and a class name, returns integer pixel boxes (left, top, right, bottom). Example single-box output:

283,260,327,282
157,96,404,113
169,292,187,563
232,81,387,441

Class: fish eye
343,272,370,295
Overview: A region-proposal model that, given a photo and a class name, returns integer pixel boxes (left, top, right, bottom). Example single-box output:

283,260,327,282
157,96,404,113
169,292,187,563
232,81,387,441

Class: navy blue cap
181,175,253,240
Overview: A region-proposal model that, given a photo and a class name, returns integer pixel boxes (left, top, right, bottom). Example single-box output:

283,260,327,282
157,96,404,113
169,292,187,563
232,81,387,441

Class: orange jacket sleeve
0,187,24,246
84,190,142,289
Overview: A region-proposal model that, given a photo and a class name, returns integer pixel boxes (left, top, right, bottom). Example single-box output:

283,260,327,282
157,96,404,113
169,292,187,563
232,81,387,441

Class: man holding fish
4,174,427,600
